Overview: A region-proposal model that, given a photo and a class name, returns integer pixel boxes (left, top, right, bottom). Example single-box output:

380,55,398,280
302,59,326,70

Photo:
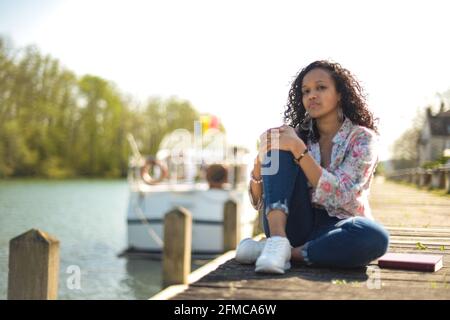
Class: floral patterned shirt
249,117,379,220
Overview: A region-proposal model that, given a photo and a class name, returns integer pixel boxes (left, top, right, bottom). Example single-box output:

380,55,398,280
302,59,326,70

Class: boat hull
126,183,258,254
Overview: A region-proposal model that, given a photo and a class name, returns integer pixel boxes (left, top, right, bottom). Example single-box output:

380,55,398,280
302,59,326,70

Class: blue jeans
261,150,389,268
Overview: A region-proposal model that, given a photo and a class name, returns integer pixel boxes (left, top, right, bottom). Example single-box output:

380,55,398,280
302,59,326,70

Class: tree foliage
390,104,427,170
0,37,201,178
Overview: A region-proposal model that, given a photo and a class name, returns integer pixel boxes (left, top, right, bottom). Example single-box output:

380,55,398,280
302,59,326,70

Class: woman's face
301,68,341,120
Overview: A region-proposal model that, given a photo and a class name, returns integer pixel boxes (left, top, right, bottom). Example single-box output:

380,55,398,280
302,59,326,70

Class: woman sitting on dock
236,60,389,274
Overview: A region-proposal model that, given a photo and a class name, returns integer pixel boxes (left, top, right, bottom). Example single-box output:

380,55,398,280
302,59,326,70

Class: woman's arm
308,129,378,212
268,125,323,188
291,142,323,188
249,156,263,209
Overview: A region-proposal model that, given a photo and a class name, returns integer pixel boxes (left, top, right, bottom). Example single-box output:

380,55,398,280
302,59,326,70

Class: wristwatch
294,148,309,165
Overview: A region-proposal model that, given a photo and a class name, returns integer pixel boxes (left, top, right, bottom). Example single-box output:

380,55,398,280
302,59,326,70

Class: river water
0,179,207,300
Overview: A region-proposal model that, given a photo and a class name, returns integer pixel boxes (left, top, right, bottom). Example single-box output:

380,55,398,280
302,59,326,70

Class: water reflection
123,257,163,299
122,254,216,299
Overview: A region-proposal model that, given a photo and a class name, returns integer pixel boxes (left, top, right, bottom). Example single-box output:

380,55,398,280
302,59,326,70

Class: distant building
418,103,450,164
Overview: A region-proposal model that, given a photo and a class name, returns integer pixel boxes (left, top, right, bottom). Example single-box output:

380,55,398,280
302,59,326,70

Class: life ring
140,156,168,185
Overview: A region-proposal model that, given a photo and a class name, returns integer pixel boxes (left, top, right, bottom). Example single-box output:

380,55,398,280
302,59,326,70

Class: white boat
123,128,258,256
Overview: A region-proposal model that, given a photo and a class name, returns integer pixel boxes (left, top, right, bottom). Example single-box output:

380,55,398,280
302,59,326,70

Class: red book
378,253,443,272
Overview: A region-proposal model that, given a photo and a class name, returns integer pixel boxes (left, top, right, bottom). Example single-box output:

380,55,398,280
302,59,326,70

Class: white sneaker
255,236,291,274
235,238,267,264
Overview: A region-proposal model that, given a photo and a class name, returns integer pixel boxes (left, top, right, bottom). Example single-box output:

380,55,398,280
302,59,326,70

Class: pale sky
1,0,450,160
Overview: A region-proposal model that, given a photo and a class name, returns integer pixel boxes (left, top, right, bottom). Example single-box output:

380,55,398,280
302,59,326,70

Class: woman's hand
258,125,306,159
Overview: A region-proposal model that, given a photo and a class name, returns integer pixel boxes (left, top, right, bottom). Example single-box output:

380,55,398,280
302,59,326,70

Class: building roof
427,107,450,136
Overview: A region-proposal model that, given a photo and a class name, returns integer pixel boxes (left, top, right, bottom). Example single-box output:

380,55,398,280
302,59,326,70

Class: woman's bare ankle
267,209,287,237
270,231,287,237
291,246,305,262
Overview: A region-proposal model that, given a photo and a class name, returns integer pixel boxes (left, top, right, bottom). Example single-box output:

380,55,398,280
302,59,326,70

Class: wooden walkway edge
151,234,266,300
150,251,236,300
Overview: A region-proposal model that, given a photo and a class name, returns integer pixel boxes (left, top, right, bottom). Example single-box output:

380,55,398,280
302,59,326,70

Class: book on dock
378,253,443,272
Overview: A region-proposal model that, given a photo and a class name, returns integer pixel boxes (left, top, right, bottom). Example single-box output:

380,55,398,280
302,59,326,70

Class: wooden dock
155,176,450,300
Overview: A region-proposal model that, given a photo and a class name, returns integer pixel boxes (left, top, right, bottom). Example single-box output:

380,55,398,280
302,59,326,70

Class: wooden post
430,169,445,189
162,207,192,288
8,229,59,300
232,147,238,189
419,170,430,188
438,169,446,189
431,169,438,189
425,170,432,190
414,170,421,186
223,199,241,252
419,171,425,187
408,171,414,183
446,170,450,194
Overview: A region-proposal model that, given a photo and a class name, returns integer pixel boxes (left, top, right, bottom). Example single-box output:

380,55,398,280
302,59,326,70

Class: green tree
136,97,200,156
76,75,129,176
390,108,425,170
0,36,206,178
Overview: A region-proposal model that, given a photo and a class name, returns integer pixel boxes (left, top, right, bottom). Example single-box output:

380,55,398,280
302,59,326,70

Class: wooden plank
388,239,450,246
389,233,450,238
387,230,450,237
171,284,450,300
386,226,450,233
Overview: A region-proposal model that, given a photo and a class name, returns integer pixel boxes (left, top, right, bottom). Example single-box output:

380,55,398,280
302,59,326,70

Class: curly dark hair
283,60,378,142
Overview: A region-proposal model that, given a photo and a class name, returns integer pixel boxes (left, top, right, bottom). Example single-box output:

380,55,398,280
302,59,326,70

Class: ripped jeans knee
264,199,290,217
262,150,299,218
